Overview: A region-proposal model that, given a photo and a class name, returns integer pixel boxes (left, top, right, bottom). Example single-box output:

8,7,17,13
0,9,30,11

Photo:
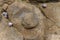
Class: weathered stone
1,0,60,40
39,2,60,40
8,22,13,27
0,27,23,40
0,15,23,40
7,1,46,40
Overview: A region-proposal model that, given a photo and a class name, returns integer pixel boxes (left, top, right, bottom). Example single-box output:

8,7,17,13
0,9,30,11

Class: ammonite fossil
7,1,46,40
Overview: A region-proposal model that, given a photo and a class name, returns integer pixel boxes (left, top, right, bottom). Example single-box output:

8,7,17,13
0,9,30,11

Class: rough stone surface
1,0,60,40
7,1,46,40
0,15,23,40
0,27,23,40
38,2,60,40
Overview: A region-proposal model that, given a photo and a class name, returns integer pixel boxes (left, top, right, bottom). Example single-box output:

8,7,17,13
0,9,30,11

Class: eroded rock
0,27,23,40
39,2,60,40
7,1,46,40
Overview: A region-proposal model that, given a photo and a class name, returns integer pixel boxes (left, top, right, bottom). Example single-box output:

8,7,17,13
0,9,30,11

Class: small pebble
42,3,47,8
2,12,8,18
8,22,13,27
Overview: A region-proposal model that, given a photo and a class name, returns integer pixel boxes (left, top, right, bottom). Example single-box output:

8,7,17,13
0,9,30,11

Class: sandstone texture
7,1,45,40
0,0,60,40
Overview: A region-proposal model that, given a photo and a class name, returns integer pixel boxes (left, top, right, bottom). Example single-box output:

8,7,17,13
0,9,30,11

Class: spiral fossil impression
7,2,45,40
21,12,39,29
7,2,39,29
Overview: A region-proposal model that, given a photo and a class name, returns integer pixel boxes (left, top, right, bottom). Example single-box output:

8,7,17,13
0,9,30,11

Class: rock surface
7,1,46,40
0,0,60,40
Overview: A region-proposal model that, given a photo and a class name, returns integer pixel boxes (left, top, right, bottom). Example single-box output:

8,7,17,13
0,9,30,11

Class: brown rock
0,27,23,40
7,1,46,40
39,2,60,40
0,15,23,40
